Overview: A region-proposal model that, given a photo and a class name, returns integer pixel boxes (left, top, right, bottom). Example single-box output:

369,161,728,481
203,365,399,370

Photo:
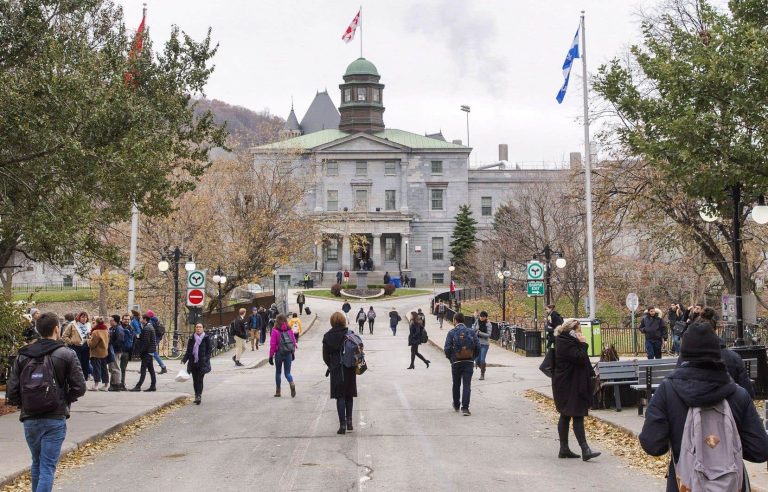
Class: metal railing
12,280,92,292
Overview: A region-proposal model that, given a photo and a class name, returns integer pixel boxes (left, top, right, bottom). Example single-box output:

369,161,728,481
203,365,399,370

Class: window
357,87,366,101
355,189,368,209
327,190,338,211
432,237,444,260
326,161,338,176
385,190,396,211
431,160,443,175
372,89,380,102
327,240,338,261
385,237,396,261
63,275,73,288
384,161,396,175
481,196,493,216
344,88,351,102
432,273,445,285
355,161,367,176
430,189,444,211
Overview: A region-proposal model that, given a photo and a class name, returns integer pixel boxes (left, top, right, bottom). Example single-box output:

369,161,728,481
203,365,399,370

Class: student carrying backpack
342,331,367,375
443,313,478,416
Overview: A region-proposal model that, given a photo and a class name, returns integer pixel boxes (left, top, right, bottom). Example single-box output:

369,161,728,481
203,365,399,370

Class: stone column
341,235,351,270
372,233,382,270
400,160,409,212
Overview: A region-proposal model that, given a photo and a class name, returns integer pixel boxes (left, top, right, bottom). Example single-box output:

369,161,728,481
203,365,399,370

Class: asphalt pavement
50,293,663,491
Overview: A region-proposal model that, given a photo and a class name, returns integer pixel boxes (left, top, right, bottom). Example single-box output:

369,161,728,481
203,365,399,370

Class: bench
597,358,677,412
633,362,678,415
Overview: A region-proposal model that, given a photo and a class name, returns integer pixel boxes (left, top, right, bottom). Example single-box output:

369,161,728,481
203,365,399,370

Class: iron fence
12,280,92,292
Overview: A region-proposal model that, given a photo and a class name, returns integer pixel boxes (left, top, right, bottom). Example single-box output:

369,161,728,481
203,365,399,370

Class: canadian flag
341,9,360,43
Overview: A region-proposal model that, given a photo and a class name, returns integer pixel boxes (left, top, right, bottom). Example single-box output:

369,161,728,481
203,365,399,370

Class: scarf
193,332,205,363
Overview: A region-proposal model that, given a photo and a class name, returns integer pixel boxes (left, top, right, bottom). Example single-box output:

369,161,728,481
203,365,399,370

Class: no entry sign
187,288,205,307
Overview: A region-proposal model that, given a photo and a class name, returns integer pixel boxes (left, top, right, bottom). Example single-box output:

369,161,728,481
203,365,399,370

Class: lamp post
448,263,456,304
157,246,195,356
460,105,470,146
699,189,768,346
313,240,319,271
272,268,277,294
496,260,512,322
212,266,227,327
534,245,566,306
404,239,409,269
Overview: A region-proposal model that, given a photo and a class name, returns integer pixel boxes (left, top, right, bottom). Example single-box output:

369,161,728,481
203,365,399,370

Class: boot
346,418,354,431
337,422,346,435
274,387,281,397
194,394,201,405
129,386,142,392
479,363,486,380
580,442,601,461
290,382,296,398
143,386,156,392
159,367,168,375
558,441,580,459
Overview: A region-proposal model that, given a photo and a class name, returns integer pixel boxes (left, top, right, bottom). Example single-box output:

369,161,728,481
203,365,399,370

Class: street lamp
212,266,227,327
448,263,456,302
272,268,277,295
460,105,470,146
404,239,409,269
534,245,566,306
313,240,320,270
497,260,512,322
157,246,195,356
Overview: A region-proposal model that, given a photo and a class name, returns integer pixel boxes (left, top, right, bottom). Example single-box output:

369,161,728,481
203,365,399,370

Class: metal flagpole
580,11,596,320
359,5,363,58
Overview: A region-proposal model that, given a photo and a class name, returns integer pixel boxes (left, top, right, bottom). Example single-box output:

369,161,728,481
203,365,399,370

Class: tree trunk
98,261,108,316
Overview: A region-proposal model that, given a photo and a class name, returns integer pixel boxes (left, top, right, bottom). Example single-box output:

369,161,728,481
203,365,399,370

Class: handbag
539,348,555,378
175,368,191,382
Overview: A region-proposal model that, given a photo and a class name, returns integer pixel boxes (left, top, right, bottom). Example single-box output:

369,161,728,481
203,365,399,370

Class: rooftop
255,128,470,151
344,57,379,77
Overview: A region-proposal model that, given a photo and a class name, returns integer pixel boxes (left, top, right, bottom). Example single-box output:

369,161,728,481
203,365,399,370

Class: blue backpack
451,325,477,360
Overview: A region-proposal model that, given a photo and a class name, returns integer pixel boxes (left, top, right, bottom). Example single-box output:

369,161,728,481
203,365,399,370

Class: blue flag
556,25,581,104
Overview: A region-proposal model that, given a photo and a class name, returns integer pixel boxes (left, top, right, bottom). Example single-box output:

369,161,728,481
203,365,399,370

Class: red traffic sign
187,289,205,307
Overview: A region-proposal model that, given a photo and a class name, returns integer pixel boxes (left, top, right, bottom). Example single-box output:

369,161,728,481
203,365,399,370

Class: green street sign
527,281,545,297
187,270,206,289
527,261,544,280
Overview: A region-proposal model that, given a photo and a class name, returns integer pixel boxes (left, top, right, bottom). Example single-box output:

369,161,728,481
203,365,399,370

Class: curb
247,313,318,370
0,394,189,488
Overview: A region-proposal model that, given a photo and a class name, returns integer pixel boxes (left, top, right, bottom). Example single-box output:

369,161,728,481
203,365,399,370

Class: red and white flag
341,9,360,43
124,12,146,86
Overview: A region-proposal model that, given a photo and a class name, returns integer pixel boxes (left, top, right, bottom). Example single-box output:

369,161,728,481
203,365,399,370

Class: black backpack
153,320,166,340
19,348,63,416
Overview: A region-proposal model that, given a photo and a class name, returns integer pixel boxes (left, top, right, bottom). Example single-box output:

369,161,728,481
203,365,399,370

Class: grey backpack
674,399,744,492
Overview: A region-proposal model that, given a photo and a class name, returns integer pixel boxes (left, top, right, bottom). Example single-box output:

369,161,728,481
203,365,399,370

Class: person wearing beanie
640,323,768,491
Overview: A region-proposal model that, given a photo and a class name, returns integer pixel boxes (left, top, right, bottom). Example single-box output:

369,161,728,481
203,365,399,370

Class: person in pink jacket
269,314,297,397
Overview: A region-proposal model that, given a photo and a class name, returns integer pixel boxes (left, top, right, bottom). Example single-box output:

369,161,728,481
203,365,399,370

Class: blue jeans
152,351,166,369
451,361,474,410
275,352,294,388
23,418,66,492
645,339,662,359
671,334,681,355
90,357,109,384
475,345,489,364
390,323,397,336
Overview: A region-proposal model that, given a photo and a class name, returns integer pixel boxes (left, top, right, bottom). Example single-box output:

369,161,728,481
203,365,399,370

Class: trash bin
409,278,416,288
579,319,603,357
392,278,401,288
490,323,501,341
524,331,542,357
306,279,314,288
732,345,768,399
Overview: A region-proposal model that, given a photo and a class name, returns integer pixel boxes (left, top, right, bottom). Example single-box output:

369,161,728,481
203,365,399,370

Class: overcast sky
117,0,726,167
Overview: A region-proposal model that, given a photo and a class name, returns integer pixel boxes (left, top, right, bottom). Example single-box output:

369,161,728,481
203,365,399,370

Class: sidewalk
417,306,768,492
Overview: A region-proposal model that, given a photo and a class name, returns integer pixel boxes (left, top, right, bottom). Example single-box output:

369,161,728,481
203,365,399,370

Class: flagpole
580,10,596,320
359,5,363,58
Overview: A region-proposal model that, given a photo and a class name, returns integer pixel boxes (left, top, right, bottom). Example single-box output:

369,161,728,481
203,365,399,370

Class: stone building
255,57,570,287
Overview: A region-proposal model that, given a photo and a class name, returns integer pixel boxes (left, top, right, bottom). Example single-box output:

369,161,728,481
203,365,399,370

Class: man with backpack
640,322,768,491
388,308,401,336
147,310,168,375
6,312,86,492
232,308,249,367
444,312,479,416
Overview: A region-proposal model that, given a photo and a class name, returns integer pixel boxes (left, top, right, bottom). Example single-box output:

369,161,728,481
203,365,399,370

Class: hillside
194,98,284,151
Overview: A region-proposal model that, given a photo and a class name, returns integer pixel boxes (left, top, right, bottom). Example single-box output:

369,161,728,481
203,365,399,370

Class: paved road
54,294,662,491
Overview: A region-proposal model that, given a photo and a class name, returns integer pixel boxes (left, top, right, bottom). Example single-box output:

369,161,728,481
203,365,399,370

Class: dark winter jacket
408,322,423,346
342,302,352,314
249,314,262,330
552,332,594,417
547,310,564,330
443,323,479,363
322,324,357,399
639,313,667,341
121,323,135,350
138,322,157,355
109,325,126,354
6,339,86,421
296,293,305,304
233,316,249,339
640,364,768,491
389,311,401,326
182,334,212,375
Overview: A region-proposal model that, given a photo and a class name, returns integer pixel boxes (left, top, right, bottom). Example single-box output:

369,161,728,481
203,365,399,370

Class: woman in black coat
407,312,430,369
181,323,212,405
552,319,600,461
322,312,358,435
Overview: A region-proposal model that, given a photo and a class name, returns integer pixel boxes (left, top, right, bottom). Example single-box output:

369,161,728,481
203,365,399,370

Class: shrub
383,284,396,296
330,284,342,297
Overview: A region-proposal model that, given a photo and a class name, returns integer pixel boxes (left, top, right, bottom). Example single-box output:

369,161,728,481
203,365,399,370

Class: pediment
314,133,409,153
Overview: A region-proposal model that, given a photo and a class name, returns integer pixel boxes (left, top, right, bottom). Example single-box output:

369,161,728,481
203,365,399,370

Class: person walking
87,317,110,392
107,315,125,392
355,308,367,335
343,269,350,284
341,301,352,324
336,270,343,285
366,306,376,334
388,308,401,336
289,312,303,341
248,307,261,351
269,314,297,398
6,312,86,492
416,308,426,325
147,311,168,375
639,306,667,359
73,311,91,381
472,311,491,380
130,314,157,392
322,312,358,434
436,300,446,329
383,271,391,284
552,319,601,461
232,308,248,367
545,304,564,350
407,312,430,369
640,322,768,491
444,313,477,416
296,291,306,315
119,313,133,390
129,310,142,360
181,323,212,405
258,306,269,345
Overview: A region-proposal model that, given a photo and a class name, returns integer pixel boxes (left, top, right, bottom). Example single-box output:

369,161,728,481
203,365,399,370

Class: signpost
186,270,206,308
626,293,639,355
186,288,205,307
527,281,545,297
527,261,545,329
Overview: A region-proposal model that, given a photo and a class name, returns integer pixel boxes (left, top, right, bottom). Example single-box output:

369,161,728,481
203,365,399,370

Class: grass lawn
303,288,432,301
12,288,97,303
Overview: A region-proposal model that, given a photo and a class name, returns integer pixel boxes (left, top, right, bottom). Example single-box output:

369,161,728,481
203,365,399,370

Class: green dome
344,57,379,77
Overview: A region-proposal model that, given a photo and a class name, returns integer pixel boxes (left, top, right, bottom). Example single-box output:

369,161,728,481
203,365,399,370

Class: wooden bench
596,361,639,412
633,362,678,415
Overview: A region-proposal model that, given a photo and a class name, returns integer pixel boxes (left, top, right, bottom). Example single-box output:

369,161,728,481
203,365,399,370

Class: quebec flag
556,25,581,104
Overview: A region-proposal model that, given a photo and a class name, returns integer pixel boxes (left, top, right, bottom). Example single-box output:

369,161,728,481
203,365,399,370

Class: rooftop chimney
452,139,462,145
498,144,509,162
